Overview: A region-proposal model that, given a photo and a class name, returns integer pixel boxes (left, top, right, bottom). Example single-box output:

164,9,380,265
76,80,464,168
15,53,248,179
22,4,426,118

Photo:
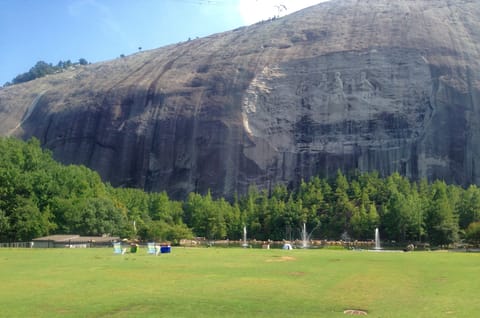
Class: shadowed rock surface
1,0,480,199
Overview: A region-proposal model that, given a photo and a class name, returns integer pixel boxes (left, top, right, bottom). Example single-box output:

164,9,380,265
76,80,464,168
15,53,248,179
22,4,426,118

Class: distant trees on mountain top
2,58,89,87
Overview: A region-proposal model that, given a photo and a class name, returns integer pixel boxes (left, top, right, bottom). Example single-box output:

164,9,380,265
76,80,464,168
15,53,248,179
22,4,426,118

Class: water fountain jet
301,222,309,248
242,226,248,247
374,227,382,250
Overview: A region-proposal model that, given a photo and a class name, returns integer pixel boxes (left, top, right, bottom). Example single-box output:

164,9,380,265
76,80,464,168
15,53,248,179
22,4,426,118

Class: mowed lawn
0,247,478,318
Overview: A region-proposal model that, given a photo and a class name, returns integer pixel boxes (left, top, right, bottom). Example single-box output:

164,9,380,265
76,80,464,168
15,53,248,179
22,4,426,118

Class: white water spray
242,226,248,247
374,227,381,250
301,222,309,248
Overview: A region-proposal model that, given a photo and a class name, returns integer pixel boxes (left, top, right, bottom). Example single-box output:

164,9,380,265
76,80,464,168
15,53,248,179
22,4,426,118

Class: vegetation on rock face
2,59,89,87
1,137,479,246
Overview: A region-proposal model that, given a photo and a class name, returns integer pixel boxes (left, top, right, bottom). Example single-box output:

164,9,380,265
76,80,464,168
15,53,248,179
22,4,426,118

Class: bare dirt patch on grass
344,309,368,315
266,256,296,262
288,271,305,276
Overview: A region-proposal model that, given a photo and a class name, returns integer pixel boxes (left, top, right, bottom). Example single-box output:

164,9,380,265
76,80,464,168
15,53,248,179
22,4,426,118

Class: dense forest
1,137,479,247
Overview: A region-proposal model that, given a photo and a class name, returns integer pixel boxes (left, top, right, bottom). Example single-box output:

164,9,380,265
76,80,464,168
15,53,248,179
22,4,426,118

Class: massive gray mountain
1,0,480,198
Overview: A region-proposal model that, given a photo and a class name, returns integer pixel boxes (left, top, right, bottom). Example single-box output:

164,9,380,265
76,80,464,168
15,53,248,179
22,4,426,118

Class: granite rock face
1,0,480,198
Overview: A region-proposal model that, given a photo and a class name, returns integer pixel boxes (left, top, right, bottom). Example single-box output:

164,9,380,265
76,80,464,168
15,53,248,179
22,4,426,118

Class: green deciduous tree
184,192,226,240
0,136,476,247
458,185,480,229
9,197,55,241
465,221,480,246
425,181,459,247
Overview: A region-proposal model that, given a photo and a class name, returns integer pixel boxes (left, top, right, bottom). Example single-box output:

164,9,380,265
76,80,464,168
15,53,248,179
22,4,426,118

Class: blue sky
0,0,328,85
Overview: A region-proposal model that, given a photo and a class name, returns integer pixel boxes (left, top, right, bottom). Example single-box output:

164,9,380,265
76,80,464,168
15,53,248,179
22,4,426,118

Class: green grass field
0,247,478,317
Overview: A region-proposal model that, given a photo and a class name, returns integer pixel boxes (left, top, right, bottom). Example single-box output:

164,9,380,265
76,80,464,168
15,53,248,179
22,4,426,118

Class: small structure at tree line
32,235,119,248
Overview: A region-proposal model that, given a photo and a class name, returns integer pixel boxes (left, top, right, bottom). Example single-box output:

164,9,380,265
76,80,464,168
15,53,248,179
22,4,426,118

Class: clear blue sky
0,0,327,85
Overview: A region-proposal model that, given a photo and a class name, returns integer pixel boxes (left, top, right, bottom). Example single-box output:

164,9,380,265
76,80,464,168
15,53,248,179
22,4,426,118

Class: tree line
3,59,89,87
1,137,479,246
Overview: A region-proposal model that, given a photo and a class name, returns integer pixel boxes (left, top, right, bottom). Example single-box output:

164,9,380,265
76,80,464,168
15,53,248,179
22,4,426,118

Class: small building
32,235,120,248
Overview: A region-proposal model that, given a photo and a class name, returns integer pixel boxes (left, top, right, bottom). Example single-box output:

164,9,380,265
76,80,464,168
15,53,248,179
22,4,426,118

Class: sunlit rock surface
1,0,480,198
